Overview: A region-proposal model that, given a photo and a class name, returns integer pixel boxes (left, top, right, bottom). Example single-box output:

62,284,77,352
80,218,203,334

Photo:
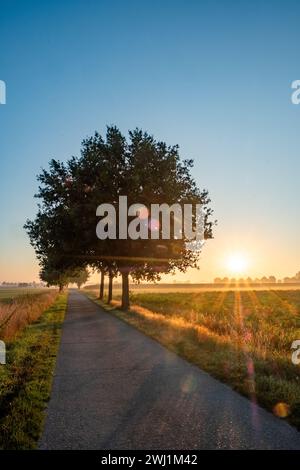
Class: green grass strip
0,293,68,449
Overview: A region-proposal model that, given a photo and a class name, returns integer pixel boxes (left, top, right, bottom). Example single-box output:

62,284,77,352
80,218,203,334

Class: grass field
0,288,49,304
0,293,68,449
87,288,300,429
84,283,300,294
0,290,59,340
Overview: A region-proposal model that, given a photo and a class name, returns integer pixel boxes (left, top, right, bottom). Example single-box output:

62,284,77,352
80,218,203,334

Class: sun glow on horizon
226,252,250,275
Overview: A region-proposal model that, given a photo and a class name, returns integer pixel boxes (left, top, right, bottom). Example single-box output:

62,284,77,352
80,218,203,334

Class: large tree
100,128,214,308
25,126,214,309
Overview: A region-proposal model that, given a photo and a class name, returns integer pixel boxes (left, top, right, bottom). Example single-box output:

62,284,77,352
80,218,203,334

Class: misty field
88,288,300,429
0,288,48,304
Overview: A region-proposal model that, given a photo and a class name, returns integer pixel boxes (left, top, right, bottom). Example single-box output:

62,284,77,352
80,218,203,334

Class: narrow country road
39,291,300,450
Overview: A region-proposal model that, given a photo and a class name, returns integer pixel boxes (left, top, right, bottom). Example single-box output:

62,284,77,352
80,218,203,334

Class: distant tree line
0,281,41,287
214,272,300,284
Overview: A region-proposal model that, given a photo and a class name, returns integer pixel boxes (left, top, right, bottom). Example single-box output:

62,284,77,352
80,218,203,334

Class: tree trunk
108,270,113,304
99,270,104,300
59,284,64,292
121,272,129,310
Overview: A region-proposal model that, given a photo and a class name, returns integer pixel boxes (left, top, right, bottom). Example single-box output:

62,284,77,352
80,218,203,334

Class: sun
226,253,249,275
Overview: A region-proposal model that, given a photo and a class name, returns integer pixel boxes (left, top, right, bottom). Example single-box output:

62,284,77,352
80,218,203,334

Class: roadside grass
86,289,300,430
0,293,68,449
0,291,59,340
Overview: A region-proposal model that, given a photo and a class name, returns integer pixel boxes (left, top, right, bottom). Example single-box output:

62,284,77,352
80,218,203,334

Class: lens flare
273,402,290,418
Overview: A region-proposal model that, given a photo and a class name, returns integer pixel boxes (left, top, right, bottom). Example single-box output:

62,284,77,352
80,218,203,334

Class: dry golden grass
0,291,59,340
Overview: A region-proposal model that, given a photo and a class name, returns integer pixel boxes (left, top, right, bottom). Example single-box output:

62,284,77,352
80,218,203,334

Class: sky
0,0,299,283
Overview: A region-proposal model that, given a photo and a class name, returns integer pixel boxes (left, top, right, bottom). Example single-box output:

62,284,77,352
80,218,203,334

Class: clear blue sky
0,0,299,282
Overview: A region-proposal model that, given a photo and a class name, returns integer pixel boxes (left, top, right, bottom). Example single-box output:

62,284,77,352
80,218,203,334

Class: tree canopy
25,126,215,308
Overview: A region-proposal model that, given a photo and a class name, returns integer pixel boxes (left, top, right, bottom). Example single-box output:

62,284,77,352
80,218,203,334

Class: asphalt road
39,291,300,450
